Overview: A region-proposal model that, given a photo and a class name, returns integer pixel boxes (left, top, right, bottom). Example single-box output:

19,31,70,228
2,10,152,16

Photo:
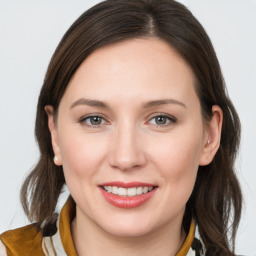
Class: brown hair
21,0,242,254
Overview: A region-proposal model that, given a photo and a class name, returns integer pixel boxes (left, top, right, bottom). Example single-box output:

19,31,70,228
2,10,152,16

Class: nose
108,122,146,171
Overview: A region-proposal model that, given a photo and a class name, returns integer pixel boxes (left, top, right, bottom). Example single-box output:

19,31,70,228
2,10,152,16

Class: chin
99,217,155,237
105,226,152,237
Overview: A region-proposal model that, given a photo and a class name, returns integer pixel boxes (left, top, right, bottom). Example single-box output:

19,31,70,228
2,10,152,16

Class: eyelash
79,114,108,128
147,114,177,127
79,114,177,128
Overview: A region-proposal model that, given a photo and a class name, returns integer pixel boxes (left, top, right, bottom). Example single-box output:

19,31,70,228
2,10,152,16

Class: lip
98,181,158,209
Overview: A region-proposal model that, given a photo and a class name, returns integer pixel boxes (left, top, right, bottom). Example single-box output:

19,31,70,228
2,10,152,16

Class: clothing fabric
0,196,205,255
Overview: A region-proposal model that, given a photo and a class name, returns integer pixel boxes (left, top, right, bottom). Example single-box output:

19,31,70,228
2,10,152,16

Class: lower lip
100,187,157,208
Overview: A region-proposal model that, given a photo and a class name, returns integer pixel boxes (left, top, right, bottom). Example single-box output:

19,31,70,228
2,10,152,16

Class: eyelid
77,112,177,128
78,113,109,128
146,113,177,127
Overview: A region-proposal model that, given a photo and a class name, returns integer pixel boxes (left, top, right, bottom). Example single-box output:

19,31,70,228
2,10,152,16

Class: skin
46,38,222,256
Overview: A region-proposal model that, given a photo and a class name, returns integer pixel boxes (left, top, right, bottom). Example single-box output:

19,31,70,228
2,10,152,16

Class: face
47,38,216,237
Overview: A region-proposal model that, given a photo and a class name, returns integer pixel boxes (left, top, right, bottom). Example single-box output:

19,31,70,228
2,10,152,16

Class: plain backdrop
0,0,255,255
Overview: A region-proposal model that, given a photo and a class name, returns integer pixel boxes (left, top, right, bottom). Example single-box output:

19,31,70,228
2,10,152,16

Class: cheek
148,127,203,200
150,131,202,173
58,127,108,180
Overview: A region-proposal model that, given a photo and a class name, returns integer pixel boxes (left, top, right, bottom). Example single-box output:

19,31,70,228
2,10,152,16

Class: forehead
61,37,198,108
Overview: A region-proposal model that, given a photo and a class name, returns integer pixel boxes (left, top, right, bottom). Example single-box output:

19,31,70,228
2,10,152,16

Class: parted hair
21,0,242,255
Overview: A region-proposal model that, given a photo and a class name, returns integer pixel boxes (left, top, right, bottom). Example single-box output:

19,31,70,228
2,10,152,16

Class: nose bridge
108,119,145,170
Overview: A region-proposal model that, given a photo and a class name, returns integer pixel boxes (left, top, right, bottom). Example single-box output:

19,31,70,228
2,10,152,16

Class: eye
148,115,176,127
79,115,107,127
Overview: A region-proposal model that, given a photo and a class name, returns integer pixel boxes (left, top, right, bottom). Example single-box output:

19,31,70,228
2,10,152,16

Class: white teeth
136,187,143,195
118,187,127,196
127,187,137,197
103,186,155,196
112,186,118,194
143,187,149,193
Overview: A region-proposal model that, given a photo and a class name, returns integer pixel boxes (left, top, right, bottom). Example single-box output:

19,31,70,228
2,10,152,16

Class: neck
71,208,186,256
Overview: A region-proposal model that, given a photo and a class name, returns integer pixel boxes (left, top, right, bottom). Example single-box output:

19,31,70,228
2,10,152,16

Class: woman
0,0,242,255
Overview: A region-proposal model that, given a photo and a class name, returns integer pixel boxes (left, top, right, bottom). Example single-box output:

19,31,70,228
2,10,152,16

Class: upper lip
98,181,157,188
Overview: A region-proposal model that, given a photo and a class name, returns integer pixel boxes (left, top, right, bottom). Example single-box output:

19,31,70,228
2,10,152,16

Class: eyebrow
70,98,187,109
70,98,109,109
142,99,187,109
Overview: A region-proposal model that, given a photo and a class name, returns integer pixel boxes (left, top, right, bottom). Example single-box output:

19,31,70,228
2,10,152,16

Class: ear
199,105,223,166
45,105,62,166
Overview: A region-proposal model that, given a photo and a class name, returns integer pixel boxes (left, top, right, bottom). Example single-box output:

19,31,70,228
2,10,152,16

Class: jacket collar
44,196,200,256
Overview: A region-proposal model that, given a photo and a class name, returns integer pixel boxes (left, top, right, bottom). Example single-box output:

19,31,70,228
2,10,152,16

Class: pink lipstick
98,182,158,208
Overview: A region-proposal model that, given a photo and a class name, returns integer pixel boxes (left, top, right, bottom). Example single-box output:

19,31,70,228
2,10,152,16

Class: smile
99,182,158,208
102,186,154,197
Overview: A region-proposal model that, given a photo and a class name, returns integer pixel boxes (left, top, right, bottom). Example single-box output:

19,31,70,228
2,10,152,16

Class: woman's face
48,38,213,236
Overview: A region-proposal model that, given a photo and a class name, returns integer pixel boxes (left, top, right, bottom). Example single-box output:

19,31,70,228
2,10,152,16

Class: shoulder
0,223,45,255
0,240,7,256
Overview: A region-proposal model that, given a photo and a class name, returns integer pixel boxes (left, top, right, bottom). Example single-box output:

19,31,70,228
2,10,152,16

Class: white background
0,0,255,255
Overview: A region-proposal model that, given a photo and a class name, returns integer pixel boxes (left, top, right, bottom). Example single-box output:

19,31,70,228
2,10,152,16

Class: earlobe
44,105,62,166
199,105,223,166
53,155,62,166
